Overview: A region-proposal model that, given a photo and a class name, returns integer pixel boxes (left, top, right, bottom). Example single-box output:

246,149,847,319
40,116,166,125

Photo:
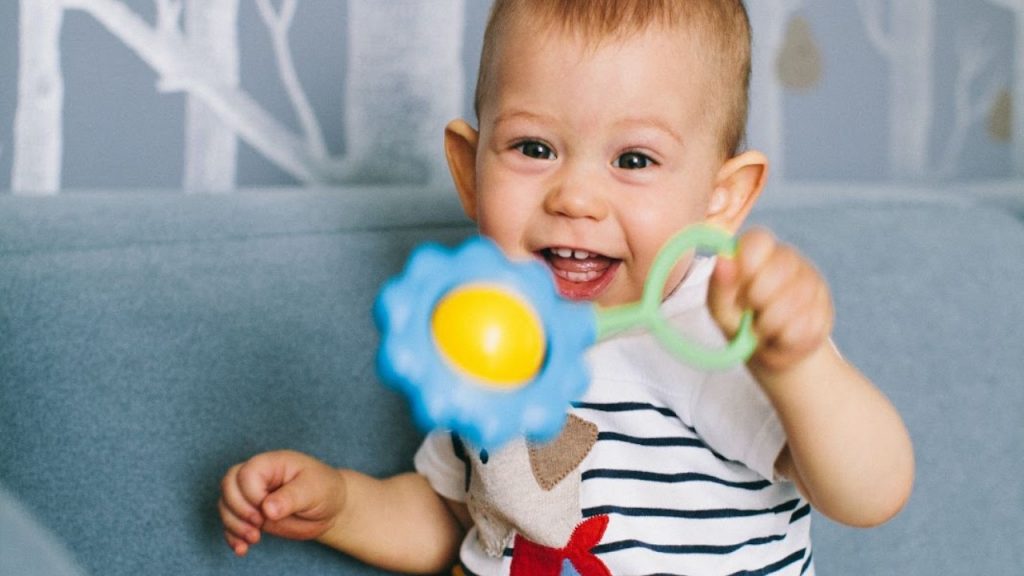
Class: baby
219,1,914,574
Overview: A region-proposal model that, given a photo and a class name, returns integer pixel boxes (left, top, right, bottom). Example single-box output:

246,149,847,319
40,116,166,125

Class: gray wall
1,0,1019,192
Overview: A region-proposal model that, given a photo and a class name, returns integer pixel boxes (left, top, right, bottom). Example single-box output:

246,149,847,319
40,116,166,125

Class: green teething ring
594,224,756,371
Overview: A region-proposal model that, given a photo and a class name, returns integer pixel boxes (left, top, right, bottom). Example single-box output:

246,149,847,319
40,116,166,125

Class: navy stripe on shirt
598,431,706,448
499,547,809,576
573,401,696,430
593,532,786,556
583,498,800,521
800,550,814,574
594,428,738,466
727,549,808,576
583,468,773,491
790,503,812,524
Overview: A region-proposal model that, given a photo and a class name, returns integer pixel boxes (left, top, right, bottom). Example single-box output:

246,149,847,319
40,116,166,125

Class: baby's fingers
261,470,321,522
741,242,802,313
220,463,265,527
753,273,831,371
734,228,778,283
219,497,261,556
708,227,777,336
708,257,743,336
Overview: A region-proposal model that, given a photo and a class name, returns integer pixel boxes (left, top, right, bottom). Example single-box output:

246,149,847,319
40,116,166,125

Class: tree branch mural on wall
255,0,326,162
184,0,239,192
984,0,1022,176
9,1,1018,193
13,1,63,193
856,0,936,181
937,21,1007,178
748,0,806,182
854,0,1013,180
12,0,464,194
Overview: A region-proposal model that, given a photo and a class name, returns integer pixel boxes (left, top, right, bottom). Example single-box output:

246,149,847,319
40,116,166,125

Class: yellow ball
431,284,546,388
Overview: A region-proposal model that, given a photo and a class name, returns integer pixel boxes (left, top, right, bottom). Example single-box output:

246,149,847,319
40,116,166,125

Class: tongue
546,253,619,300
548,254,612,276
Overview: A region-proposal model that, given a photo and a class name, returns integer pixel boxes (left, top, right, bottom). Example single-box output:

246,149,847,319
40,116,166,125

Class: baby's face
472,22,726,307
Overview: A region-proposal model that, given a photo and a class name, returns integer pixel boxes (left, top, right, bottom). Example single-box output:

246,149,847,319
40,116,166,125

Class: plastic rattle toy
374,224,756,450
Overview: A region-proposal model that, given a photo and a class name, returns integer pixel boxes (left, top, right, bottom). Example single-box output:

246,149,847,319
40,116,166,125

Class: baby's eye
614,152,655,170
515,140,556,160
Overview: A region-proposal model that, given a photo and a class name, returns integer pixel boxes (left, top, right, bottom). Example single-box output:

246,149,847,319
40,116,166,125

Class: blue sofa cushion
1,188,1021,575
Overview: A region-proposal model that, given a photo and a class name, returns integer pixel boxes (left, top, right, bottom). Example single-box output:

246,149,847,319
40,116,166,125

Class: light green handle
595,224,756,371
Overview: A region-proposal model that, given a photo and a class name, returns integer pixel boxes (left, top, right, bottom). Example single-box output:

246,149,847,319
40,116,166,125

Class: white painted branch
939,25,1004,178
61,0,343,184
342,0,465,184
856,0,936,179
1012,14,1024,177
856,0,893,57
183,0,239,192
747,0,805,181
255,0,327,159
155,0,183,41
12,0,64,194
982,0,1023,176
55,0,465,186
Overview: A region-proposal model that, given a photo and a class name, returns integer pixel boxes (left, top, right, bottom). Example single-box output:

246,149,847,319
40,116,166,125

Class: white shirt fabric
415,257,814,575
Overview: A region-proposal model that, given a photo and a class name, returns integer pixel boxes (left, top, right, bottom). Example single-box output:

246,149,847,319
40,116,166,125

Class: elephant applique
454,414,612,575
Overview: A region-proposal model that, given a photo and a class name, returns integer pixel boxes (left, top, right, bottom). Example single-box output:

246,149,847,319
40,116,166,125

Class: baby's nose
543,168,609,221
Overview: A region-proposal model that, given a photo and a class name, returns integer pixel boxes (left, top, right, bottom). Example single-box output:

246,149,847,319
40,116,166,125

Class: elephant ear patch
528,415,598,491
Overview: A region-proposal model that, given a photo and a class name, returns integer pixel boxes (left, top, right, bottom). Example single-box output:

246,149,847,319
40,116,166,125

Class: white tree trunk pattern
747,0,805,182
184,0,239,192
62,0,331,184
985,0,1023,177
255,0,326,161
342,1,465,184
12,0,64,195
1013,13,1024,177
858,0,936,180
15,0,466,190
937,23,1005,178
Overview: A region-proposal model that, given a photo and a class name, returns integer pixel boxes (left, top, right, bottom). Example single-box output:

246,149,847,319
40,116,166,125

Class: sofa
1,184,1022,575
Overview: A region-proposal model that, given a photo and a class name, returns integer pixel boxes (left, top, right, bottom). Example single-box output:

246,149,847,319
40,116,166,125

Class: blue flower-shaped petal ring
374,236,595,450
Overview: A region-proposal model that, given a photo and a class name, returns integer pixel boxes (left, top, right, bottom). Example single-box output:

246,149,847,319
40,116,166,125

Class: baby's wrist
750,337,837,395
314,468,352,546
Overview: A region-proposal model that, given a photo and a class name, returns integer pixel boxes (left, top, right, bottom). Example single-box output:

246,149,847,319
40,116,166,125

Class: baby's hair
474,0,752,157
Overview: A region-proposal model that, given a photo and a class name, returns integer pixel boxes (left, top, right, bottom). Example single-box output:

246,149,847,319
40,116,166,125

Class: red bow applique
510,515,612,576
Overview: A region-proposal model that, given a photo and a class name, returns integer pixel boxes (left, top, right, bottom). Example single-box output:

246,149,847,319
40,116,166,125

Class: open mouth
539,247,621,301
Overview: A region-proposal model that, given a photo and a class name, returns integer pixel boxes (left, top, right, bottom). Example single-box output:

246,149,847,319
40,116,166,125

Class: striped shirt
415,258,814,575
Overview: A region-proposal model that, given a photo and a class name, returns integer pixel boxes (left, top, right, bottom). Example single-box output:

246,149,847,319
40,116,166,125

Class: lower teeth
563,270,598,282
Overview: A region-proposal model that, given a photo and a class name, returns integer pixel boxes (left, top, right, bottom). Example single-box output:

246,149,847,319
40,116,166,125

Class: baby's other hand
219,450,346,557
707,227,834,377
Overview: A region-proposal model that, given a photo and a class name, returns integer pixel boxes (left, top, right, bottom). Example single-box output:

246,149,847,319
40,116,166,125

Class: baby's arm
708,228,915,528
219,450,466,574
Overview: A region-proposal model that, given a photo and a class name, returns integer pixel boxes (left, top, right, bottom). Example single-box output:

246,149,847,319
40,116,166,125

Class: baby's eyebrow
614,117,685,147
492,109,555,128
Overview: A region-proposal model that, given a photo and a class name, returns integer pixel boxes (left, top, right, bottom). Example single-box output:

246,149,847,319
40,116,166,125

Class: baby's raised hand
218,450,346,557
707,227,834,377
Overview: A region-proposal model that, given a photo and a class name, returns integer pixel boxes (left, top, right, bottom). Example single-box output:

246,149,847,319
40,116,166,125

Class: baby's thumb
262,476,312,521
708,257,744,336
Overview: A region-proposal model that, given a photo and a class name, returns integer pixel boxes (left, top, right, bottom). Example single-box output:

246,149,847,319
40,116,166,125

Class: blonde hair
474,0,752,157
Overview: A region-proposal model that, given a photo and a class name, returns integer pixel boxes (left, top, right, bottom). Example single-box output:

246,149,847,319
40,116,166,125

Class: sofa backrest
1,187,1022,575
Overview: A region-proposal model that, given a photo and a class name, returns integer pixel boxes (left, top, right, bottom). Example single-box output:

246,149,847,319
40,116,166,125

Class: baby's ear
705,150,769,233
444,119,481,222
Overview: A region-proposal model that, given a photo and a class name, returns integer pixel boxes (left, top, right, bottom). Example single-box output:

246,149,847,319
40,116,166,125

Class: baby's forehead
501,7,709,52
481,19,710,102
481,22,716,112
475,1,749,155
